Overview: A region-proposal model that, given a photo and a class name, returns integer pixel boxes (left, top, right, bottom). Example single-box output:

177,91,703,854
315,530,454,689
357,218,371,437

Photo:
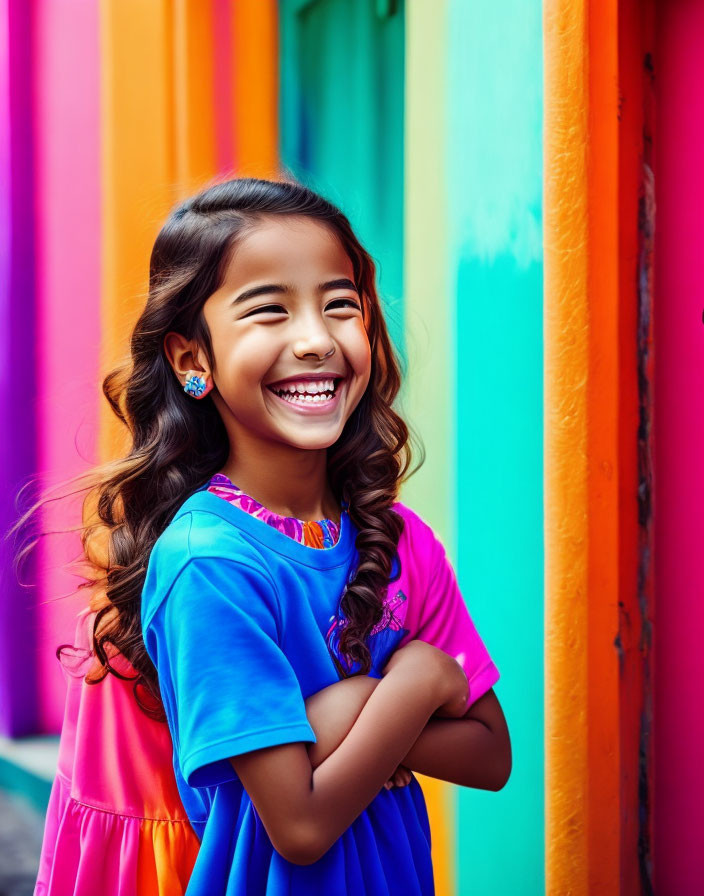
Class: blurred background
1,0,702,894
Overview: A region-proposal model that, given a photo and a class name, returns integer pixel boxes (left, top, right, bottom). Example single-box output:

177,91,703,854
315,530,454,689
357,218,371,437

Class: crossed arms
228,640,511,866
305,671,511,791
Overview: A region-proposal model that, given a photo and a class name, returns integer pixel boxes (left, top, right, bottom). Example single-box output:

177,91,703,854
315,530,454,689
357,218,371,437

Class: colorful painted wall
1,0,701,893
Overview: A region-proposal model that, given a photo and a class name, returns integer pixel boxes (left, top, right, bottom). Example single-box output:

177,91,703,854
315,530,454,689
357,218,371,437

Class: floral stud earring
183,373,208,398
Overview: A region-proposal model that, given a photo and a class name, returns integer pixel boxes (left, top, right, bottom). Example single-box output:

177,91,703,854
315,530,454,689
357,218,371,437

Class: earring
184,373,208,398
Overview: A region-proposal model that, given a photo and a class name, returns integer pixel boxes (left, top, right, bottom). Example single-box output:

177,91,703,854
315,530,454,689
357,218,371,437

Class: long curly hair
8,176,424,720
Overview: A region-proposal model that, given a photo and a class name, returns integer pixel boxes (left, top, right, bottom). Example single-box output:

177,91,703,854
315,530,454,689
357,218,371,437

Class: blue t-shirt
141,484,495,895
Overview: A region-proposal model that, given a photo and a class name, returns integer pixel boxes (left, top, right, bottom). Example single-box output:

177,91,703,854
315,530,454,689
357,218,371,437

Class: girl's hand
384,763,413,791
382,639,468,718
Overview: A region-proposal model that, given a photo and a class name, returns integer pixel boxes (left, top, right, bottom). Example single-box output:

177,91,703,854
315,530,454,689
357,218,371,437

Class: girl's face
199,215,372,452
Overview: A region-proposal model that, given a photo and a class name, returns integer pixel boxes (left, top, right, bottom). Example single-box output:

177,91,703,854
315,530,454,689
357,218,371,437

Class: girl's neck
218,444,340,524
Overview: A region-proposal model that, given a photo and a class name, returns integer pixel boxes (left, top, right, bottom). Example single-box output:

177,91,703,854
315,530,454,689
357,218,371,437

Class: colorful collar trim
206,473,341,550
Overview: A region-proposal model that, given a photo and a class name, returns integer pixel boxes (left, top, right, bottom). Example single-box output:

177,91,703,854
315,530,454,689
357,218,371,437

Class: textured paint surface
544,0,633,892
542,1,591,892
617,2,656,892
447,2,544,892
653,2,704,892
585,1,622,890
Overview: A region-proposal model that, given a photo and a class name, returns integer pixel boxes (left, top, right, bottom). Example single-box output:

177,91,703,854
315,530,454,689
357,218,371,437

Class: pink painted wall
33,0,101,732
654,1,704,892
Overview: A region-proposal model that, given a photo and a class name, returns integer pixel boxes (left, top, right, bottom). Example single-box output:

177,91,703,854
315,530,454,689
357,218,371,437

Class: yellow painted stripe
402,2,455,894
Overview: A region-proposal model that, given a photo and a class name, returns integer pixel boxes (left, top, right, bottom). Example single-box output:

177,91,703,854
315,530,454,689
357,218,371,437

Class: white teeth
274,378,337,395
272,384,338,404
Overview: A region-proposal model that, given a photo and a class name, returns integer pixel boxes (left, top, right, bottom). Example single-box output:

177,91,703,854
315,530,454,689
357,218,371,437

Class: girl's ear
164,331,211,382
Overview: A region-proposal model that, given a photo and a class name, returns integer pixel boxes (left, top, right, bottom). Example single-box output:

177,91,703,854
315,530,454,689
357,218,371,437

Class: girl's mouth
266,377,345,415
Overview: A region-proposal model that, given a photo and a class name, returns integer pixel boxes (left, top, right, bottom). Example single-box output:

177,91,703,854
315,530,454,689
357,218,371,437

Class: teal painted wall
278,0,405,357
447,1,545,892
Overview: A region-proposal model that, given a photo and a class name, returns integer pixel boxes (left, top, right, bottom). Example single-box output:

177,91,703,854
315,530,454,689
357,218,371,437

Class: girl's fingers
385,766,412,789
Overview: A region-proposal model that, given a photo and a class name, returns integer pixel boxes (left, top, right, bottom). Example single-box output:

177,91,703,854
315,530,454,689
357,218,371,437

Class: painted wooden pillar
653,2,704,892
543,0,644,891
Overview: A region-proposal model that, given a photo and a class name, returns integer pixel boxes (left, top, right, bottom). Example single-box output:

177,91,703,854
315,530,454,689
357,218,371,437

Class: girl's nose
291,317,335,361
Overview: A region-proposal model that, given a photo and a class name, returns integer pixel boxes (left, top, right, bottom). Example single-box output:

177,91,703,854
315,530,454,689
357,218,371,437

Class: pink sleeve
397,509,500,713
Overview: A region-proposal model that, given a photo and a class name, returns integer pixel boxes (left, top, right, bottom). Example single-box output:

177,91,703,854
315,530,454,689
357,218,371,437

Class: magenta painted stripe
33,0,101,733
0,0,40,736
654,2,704,891
213,0,234,172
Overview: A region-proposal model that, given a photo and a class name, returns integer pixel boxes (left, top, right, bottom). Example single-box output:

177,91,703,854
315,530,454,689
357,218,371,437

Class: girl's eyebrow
231,277,359,306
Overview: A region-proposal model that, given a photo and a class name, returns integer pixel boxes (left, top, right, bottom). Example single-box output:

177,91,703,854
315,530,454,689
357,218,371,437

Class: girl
25,176,511,895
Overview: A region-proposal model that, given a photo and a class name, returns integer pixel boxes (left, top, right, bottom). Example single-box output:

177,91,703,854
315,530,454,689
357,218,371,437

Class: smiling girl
30,177,511,895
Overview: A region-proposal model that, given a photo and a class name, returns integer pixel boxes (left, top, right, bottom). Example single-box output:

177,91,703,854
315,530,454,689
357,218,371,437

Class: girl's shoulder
151,502,254,559
141,499,267,629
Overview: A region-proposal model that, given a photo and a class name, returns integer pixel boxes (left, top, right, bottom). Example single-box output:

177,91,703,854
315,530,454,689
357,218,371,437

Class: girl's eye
327,298,362,310
242,298,361,318
242,304,287,317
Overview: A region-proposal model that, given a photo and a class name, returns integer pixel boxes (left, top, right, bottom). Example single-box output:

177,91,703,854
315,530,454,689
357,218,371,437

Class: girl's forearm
304,675,380,769
399,717,508,790
305,666,442,862
306,677,506,791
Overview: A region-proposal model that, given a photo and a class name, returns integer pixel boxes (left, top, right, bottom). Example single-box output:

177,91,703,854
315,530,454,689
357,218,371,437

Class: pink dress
34,608,200,895
34,475,339,895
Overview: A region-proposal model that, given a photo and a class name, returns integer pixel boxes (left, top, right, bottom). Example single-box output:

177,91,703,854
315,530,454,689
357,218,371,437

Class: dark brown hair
8,176,424,719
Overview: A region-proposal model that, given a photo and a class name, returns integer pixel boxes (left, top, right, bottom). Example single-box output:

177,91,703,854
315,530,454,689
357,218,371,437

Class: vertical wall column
33,0,102,734
543,0,640,892
653,3,704,893
447,1,545,892
401,2,454,895
0,0,38,736
99,0,179,461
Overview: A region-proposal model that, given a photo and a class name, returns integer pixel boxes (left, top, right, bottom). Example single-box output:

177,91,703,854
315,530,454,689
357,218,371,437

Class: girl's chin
274,424,344,451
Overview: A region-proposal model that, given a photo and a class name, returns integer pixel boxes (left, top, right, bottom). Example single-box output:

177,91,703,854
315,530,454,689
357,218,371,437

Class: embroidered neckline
206,472,342,549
